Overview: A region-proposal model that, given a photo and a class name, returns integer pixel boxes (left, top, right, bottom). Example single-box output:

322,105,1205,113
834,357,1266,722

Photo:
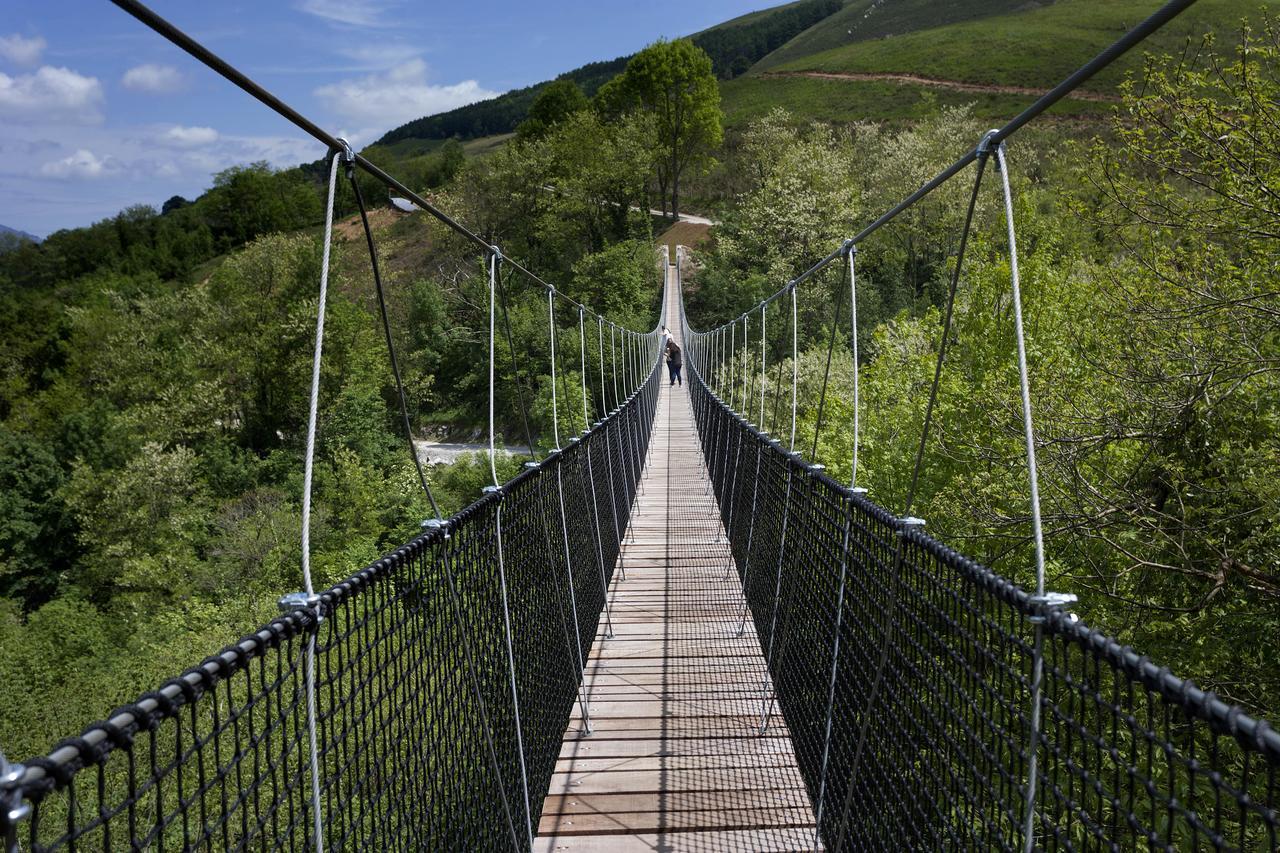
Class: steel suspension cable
297,148,343,853
810,253,849,462
598,316,626,581
546,290,595,729
495,262,540,464
349,163,442,517
758,282,799,732
834,142,993,851
485,247,534,849
994,141,1051,853
735,299,769,636
578,307,616,639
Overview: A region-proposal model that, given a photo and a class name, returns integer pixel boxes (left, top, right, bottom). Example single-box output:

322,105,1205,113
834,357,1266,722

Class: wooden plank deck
536,272,819,852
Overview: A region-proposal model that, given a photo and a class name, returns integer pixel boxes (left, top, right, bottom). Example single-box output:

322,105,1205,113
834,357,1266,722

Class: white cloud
122,63,185,94
163,125,219,147
39,148,121,179
0,66,103,123
314,59,498,132
335,44,421,69
0,34,46,66
296,0,391,27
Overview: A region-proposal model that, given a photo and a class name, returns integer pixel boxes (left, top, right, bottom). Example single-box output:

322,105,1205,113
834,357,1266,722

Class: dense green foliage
692,0,844,79
687,26,1280,713
0,100,660,761
2,2,1276,786
516,80,590,141
596,39,723,218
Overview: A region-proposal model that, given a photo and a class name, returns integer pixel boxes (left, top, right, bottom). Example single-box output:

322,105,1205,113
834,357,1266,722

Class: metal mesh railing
686,359,1280,851
0,360,660,852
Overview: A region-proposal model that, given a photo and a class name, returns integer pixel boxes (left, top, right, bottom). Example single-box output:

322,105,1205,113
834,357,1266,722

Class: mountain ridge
0,224,40,245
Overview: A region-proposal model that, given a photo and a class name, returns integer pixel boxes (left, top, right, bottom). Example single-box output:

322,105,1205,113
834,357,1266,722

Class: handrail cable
107,0,649,339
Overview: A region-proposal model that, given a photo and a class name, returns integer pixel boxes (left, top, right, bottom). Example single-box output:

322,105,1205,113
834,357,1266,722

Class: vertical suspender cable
758,282,799,733
578,307,616,638
835,144,992,851
297,148,343,853
996,142,1050,853
850,248,861,488
486,247,533,850
547,291,594,730
735,300,768,636
348,166,442,517
814,249,863,849
598,316,626,581
722,314,748,581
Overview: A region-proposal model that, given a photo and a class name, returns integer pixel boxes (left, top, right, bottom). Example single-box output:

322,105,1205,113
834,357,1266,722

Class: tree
517,79,589,141
596,39,722,218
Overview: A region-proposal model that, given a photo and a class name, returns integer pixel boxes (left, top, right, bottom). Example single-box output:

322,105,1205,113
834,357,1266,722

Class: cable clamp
334,137,355,164
840,239,857,258
278,591,324,622
488,244,503,261
522,461,540,471
1028,591,1078,624
976,129,1001,158
897,516,926,535
482,484,503,497
1,758,30,828
849,486,868,497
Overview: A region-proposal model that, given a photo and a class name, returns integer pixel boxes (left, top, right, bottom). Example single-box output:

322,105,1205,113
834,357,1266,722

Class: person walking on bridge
665,339,682,387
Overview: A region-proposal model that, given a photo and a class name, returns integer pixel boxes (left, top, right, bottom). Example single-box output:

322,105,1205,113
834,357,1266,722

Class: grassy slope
720,0,1274,127
752,0,1033,71
768,0,1275,88
719,74,1106,127
698,0,811,31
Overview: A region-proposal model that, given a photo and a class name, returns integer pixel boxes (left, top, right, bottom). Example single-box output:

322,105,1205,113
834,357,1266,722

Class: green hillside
717,0,1276,125
751,0,1035,71
378,0,844,146
777,0,1271,85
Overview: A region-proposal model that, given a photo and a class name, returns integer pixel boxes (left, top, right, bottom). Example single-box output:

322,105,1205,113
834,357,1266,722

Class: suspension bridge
2,0,1278,850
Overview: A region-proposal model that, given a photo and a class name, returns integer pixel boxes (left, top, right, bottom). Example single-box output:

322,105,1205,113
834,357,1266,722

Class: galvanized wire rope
485,246,533,849
294,148,344,853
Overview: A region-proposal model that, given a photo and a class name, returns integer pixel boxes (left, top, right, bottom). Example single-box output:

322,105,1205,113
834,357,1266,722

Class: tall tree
517,79,589,141
596,39,722,218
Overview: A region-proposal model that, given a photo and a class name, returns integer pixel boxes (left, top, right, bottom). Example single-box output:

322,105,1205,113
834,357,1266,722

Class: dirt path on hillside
762,70,1120,103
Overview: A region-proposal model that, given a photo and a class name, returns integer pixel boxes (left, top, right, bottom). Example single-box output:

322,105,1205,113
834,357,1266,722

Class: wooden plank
534,827,820,852
540,788,813,817
538,298,816,849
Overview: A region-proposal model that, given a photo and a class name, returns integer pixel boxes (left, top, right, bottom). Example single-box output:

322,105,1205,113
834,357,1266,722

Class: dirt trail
762,70,1120,103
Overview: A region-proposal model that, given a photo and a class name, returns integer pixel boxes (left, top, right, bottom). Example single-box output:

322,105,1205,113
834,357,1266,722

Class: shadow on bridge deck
536,280,819,852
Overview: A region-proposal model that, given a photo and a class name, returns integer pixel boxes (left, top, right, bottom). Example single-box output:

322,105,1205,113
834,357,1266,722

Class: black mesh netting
688,363,1280,852
2,364,659,852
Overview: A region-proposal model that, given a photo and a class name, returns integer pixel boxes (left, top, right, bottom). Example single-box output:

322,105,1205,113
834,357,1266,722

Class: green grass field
719,73,1110,127
752,0,1036,71
769,0,1276,90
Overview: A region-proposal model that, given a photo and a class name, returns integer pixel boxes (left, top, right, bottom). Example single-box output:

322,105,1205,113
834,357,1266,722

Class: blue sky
2,0,772,237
